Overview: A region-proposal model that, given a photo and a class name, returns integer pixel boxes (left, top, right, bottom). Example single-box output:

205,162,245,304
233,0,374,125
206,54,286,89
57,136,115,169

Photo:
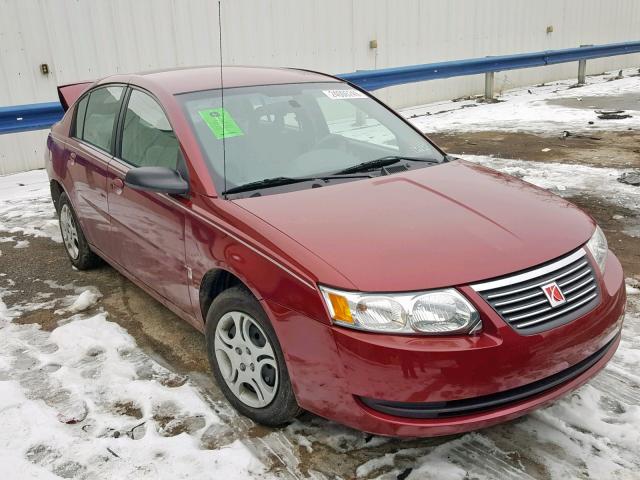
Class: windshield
177,82,444,194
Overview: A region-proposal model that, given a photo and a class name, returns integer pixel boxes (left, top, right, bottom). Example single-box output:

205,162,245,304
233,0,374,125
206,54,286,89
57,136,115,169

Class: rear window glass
82,86,124,152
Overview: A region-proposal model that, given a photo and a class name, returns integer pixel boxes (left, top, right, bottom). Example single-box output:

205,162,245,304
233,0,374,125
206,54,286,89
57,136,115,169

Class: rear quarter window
72,95,88,139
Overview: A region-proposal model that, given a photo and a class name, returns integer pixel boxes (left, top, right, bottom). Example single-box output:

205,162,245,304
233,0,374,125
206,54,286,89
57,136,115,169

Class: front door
106,88,192,315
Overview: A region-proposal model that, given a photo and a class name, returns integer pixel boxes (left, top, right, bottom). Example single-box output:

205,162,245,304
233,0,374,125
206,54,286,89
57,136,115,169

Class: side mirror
124,166,189,195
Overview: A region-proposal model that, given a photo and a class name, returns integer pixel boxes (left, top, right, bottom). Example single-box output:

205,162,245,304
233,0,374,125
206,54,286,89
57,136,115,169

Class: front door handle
112,178,124,195
69,151,76,165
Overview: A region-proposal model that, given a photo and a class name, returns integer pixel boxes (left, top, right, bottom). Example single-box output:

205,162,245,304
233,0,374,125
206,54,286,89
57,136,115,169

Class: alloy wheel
60,204,80,260
214,311,279,408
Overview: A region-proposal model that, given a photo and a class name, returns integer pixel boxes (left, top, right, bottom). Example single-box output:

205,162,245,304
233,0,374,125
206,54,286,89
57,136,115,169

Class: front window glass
178,82,443,194
120,90,180,169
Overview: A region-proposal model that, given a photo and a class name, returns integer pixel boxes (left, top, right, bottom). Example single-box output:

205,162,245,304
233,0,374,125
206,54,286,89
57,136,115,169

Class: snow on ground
404,67,640,135
0,169,61,243
0,285,272,479
54,288,102,315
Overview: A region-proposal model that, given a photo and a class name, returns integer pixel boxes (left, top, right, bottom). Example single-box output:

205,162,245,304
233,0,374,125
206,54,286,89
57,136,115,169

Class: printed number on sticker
322,90,368,100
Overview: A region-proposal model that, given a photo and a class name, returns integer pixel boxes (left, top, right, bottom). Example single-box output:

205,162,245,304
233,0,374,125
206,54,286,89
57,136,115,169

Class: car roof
105,66,342,95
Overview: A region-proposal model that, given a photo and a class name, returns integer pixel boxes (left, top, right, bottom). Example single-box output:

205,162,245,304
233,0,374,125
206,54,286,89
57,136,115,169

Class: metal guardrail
0,101,64,135
1,41,639,135
339,41,640,93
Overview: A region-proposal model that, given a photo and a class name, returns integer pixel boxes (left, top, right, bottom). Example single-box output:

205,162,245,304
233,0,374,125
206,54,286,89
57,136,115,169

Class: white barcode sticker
322,89,368,100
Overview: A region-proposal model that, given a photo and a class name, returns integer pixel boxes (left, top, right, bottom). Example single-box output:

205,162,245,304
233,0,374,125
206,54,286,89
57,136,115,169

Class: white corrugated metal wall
1,0,639,174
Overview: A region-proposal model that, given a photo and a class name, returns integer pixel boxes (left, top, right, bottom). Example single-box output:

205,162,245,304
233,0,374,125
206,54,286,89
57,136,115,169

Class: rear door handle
112,178,124,194
69,151,76,165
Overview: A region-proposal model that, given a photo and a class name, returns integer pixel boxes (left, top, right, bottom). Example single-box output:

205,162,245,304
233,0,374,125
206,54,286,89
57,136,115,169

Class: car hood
234,160,595,292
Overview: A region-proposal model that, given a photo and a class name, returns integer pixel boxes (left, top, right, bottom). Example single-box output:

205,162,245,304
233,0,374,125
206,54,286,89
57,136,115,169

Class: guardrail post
577,59,587,85
577,44,592,85
484,72,495,100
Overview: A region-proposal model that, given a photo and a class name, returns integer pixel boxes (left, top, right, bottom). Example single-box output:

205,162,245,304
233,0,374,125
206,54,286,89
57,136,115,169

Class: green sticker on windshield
198,108,244,139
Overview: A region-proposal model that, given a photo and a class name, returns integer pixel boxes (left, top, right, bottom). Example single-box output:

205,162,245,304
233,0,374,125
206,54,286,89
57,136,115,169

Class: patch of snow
0,170,61,243
403,434,501,480
41,280,76,291
356,452,396,478
524,384,640,478
626,278,640,295
403,68,640,135
54,288,102,315
14,239,30,249
287,417,389,453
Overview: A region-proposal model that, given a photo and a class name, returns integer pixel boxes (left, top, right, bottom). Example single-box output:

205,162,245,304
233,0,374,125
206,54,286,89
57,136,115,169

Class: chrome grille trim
508,284,597,322
471,248,600,334
563,277,594,295
493,290,544,307
473,249,586,293
514,293,598,328
485,260,588,299
501,298,548,315
558,268,591,288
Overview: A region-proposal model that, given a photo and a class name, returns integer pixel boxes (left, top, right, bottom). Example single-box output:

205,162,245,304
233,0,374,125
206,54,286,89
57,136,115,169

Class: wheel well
50,180,64,213
199,269,244,320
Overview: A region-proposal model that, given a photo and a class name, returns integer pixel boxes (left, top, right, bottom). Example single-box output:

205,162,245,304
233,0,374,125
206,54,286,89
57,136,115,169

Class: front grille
471,249,600,334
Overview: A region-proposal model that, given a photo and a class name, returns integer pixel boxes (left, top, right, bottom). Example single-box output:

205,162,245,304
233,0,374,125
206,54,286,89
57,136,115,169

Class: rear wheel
205,286,302,426
58,193,101,270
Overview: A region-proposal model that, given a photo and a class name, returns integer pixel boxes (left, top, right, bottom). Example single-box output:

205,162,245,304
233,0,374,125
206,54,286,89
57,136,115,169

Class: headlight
319,286,481,335
585,225,607,273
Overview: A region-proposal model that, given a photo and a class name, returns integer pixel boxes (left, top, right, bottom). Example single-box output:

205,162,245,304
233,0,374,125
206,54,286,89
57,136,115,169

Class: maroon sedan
46,66,626,437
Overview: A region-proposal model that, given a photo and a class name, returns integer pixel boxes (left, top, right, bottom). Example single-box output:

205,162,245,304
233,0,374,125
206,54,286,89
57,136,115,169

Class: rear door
106,87,192,314
64,85,125,250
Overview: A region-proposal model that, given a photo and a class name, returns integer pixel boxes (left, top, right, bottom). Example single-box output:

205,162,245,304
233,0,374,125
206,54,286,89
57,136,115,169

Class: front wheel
205,286,302,426
58,193,101,270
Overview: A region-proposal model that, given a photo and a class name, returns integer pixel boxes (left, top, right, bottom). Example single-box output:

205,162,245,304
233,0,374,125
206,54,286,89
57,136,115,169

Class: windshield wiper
223,154,442,195
223,174,370,195
335,155,441,175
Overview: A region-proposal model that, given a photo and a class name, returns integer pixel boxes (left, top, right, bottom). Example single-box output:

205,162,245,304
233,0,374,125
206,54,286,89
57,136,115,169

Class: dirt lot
431,130,640,168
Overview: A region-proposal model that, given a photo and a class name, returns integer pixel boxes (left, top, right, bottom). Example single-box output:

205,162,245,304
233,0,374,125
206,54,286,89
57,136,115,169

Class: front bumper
269,251,626,438
358,332,618,419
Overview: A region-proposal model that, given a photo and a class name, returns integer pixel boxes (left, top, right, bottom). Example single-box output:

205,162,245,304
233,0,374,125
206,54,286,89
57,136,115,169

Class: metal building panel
1,0,639,173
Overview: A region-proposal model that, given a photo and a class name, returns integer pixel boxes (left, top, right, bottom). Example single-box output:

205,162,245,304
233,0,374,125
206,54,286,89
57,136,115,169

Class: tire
57,192,101,270
205,286,302,426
